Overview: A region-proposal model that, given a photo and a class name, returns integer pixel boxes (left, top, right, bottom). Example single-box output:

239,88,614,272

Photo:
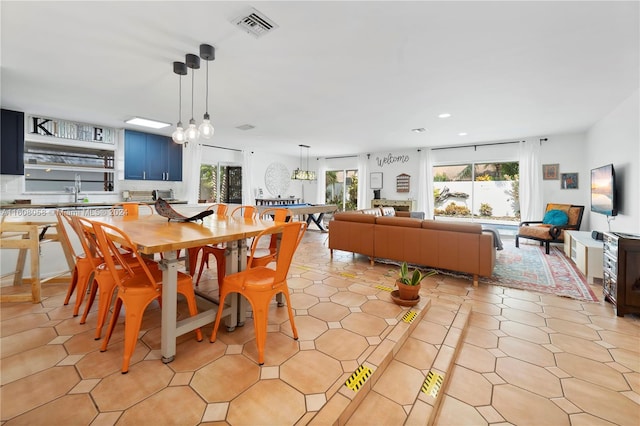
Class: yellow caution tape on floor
375,285,394,292
402,311,417,323
422,371,444,397
345,365,373,392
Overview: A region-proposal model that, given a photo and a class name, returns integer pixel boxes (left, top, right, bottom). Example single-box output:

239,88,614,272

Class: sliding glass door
433,161,519,223
199,163,242,204
325,169,358,211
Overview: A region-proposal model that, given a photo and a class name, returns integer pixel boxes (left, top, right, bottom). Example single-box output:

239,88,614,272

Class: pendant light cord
191,69,195,120
205,60,209,115
178,75,182,123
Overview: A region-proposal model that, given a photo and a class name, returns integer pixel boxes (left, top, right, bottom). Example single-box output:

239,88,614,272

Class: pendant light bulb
199,113,214,139
186,118,200,143
172,121,186,144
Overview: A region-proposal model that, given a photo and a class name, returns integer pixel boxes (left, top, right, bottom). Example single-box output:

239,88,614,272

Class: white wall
585,89,640,234
538,132,589,208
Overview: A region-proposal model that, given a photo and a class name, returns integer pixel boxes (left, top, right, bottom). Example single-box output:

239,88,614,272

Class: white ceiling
1,1,638,158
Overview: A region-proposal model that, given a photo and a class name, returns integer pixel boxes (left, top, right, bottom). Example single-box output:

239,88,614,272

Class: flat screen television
591,163,618,216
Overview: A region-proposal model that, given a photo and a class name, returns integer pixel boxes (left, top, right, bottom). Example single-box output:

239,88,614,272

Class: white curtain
357,154,369,210
242,150,253,206
518,140,543,221
184,142,202,204
417,148,435,219
315,158,327,204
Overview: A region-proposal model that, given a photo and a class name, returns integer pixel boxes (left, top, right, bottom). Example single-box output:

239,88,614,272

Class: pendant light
185,53,201,144
198,44,215,139
171,61,187,144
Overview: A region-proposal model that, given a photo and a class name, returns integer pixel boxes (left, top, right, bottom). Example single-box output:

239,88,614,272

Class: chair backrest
259,208,291,223
91,220,158,290
231,205,257,219
206,203,228,216
544,203,585,228
56,210,101,267
55,210,79,261
111,202,154,217
248,222,307,282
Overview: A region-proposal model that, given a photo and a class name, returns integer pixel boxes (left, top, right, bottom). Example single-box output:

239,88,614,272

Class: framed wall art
543,164,559,180
370,172,383,189
561,172,578,189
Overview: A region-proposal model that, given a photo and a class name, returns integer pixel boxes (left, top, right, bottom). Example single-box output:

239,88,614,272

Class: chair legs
210,284,297,365
195,246,226,286
80,273,116,340
100,292,158,374
63,258,95,317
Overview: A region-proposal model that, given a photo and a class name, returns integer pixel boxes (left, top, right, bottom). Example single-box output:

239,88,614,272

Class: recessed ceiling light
411,128,427,133
125,117,171,129
458,132,468,136
438,113,452,119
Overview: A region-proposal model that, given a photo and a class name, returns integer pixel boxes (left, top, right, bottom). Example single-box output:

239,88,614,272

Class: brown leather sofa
328,208,496,286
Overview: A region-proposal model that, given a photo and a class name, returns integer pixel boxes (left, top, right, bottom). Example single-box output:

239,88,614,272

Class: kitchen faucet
74,174,81,203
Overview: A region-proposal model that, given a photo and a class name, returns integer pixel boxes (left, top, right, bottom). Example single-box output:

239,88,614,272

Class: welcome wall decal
376,153,410,167
29,115,116,144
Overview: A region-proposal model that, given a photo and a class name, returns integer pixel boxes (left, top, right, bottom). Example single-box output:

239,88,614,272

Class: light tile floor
1,232,639,425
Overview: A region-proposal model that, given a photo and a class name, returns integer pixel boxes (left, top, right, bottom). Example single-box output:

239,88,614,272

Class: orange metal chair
188,203,228,277
57,210,101,316
93,220,202,373
111,202,154,217
193,204,258,286
210,221,307,365
252,208,292,268
77,216,159,339
230,205,257,219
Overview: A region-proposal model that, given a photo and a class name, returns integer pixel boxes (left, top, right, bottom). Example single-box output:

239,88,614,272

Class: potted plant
395,262,436,301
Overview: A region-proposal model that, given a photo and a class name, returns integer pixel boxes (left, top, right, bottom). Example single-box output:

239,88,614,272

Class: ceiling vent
236,124,255,131
232,8,278,38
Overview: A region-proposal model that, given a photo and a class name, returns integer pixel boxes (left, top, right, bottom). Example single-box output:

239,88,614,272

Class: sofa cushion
361,208,382,216
421,220,482,234
542,209,568,226
333,212,377,223
518,224,553,240
380,207,396,216
376,216,422,228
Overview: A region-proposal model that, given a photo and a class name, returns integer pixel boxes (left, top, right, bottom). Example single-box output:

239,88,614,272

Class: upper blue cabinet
1,109,25,175
124,130,182,181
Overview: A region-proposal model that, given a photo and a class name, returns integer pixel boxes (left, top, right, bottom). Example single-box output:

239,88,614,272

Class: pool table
257,203,338,232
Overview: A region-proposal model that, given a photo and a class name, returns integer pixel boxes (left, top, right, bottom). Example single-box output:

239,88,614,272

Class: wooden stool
1,219,72,303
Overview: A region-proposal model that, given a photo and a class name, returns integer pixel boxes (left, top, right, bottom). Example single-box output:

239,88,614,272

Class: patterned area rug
482,242,598,301
377,242,599,302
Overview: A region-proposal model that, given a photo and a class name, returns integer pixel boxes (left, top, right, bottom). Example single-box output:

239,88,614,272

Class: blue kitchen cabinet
124,130,182,181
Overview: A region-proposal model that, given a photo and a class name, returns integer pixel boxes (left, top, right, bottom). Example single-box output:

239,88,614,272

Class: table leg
237,239,248,326
160,250,179,363
224,241,239,331
306,213,327,232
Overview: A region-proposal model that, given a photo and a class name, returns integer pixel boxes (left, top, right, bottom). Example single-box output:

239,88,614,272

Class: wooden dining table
91,212,273,363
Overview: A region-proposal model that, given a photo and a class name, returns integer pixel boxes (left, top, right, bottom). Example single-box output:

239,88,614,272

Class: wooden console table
564,230,603,284
371,199,417,212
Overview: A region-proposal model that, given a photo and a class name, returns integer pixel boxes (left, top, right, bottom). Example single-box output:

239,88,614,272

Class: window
433,161,519,222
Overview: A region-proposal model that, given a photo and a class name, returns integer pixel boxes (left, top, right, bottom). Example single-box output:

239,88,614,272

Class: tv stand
603,232,640,317
564,230,603,284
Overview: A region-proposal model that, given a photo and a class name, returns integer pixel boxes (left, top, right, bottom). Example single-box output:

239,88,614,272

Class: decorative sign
396,173,410,192
375,153,410,167
28,115,116,144
264,162,291,197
